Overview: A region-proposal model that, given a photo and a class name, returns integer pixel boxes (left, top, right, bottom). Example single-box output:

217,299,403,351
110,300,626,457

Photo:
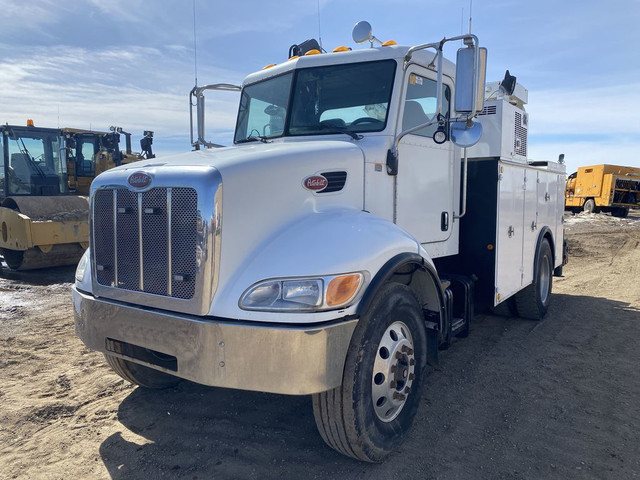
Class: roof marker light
382,40,397,47
305,49,321,55
26,119,34,126
333,46,350,52
262,64,276,70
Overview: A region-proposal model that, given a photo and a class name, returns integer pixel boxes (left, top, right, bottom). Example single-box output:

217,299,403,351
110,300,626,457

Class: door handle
441,211,449,231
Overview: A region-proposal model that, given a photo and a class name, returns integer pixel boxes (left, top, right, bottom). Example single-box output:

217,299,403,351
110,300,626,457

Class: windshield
3,127,68,196
234,59,397,143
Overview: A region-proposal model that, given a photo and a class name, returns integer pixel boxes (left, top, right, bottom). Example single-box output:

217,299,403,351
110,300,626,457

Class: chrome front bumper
72,287,358,395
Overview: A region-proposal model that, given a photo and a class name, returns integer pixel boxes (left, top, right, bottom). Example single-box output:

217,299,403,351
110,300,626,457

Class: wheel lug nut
390,380,397,388
395,351,403,359
404,386,411,394
408,373,415,381
393,392,406,400
406,348,414,355
390,365,397,373
409,359,416,366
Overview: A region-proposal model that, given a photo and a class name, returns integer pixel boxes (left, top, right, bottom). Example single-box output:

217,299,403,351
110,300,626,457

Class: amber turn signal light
326,274,362,307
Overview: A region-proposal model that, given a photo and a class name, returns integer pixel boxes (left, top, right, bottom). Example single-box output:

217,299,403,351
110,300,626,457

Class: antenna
193,0,198,87
317,0,323,50
468,0,473,34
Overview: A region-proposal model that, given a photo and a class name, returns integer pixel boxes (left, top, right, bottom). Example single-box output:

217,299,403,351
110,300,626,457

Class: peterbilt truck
73,22,566,462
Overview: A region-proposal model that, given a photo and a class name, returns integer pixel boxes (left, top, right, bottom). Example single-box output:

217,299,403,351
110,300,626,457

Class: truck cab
73,23,565,462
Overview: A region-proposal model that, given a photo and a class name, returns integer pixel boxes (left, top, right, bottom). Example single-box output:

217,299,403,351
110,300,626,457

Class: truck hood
90,140,366,317
106,139,362,176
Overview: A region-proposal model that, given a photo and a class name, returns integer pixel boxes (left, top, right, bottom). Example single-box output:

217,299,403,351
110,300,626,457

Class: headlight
75,250,89,283
240,273,364,312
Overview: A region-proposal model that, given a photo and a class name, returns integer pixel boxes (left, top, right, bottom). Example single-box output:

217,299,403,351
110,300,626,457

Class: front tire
583,199,596,213
312,283,428,462
104,354,179,389
515,238,553,320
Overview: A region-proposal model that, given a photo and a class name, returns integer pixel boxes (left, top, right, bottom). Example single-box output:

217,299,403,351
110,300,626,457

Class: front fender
210,208,422,323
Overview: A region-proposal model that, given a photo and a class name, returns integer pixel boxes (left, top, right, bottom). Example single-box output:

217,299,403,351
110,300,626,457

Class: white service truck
73,22,566,462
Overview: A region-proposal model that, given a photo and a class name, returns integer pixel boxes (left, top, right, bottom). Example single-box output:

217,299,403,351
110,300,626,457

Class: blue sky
1,0,638,174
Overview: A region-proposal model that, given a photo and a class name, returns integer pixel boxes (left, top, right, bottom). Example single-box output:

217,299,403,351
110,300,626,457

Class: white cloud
0,43,243,152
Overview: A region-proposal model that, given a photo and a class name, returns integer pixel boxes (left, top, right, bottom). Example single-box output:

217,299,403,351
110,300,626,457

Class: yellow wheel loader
0,123,154,270
65,126,155,195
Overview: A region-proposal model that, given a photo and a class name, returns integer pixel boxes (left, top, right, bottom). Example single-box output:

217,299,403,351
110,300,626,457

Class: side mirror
450,120,482,148
454,46,487,115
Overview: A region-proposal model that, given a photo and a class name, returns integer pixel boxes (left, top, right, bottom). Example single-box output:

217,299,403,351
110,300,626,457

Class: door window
402,73,450,137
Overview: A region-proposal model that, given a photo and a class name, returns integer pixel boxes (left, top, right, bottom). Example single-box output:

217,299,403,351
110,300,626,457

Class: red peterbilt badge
128,172,152,188
303,175,328,191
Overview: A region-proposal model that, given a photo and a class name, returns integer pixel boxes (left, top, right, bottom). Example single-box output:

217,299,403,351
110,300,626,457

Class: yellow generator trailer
565,164,640,217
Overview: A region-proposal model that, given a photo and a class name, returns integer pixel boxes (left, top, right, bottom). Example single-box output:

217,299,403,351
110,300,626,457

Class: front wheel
312,282,428,462
515,238,553,320
583,199,596,213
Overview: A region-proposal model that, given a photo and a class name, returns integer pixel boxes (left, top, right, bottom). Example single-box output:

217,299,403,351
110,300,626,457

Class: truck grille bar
93,187,198,300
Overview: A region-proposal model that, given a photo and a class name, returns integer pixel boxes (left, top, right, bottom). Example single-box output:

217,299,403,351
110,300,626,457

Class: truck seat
402,100,429,132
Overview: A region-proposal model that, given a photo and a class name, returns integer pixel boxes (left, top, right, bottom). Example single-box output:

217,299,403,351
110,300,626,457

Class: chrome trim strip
138,192,144,291
113,189,118,286
167,187,172,297
73,287,358,395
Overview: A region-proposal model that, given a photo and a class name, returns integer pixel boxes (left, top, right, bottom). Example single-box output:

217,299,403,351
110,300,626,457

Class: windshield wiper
16,137,47,178
318,123,363,141
237,134,271,144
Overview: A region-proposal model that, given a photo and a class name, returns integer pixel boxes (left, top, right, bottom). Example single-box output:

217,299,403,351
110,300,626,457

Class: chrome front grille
93,187,198,299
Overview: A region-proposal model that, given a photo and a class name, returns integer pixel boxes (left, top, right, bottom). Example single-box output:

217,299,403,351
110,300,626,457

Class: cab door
395,67,456,250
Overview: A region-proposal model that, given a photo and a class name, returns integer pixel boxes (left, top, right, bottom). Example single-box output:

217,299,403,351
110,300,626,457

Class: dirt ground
1,211,639,480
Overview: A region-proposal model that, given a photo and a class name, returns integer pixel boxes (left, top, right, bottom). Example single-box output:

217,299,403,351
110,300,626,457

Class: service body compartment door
521,169,538,286
495,163,525,303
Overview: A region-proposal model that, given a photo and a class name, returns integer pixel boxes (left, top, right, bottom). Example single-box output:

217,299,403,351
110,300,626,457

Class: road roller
0,123,88,269
0,122,153,270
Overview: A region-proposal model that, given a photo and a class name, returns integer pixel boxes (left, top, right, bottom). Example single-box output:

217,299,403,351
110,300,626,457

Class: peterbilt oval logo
128,172,152,188
303,175,328,191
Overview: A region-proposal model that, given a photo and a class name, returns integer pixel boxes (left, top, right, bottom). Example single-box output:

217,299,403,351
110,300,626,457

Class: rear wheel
312,283,428,462
515,239,553,320
612,207,629,218
104,354,179,389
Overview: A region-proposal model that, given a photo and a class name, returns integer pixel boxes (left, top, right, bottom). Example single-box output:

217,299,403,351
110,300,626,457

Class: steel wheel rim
371,321,416,423
539,254,551,304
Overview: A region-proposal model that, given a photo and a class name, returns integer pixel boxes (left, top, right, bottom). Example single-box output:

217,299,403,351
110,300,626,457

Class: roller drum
0,195,89,270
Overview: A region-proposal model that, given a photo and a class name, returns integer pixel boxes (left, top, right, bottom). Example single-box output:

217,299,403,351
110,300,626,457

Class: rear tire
104,354,179,389
1,248,23,270
612,207,629,218
515,239,553,320
312,283,428,462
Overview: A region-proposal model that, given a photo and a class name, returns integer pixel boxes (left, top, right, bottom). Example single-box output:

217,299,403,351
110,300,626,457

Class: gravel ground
1,211,639,479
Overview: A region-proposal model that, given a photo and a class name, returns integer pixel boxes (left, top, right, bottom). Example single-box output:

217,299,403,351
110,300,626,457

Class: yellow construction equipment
565,164,640,217
65,127,155,195
0,122,154,269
